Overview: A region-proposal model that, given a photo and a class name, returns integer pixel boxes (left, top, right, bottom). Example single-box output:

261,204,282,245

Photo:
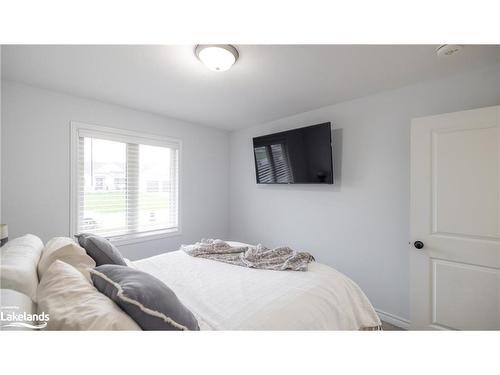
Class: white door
410,105,500,330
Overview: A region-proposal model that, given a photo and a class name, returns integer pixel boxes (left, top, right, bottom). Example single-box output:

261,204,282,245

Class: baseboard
375,309,410,330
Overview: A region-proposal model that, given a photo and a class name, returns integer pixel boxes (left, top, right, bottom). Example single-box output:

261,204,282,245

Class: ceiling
2,45,499,130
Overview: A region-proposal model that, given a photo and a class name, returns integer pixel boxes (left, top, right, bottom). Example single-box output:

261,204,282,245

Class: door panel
432,259,500,330
433,127,499,239
410,105,500,330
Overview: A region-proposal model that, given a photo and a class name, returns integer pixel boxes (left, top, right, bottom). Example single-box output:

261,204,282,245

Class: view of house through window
77,133,179,239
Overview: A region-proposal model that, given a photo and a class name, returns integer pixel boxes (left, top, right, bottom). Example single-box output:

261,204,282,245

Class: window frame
70,121,182,245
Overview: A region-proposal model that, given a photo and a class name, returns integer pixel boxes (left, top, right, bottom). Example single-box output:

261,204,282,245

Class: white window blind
72,123,180,241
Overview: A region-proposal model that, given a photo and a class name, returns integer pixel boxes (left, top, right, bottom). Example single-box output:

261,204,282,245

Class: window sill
108,229,181,246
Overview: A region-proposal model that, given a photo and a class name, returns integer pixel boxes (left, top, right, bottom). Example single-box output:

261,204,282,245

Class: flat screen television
253,122,333,184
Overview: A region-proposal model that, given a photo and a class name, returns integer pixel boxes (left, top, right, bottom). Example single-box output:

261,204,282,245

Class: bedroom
0,1,499,374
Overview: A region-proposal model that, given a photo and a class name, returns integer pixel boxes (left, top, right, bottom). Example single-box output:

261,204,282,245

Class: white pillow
0,289,36,331
41,236,75,256
37,260,141,331
38,242,96,280
0,234,44,301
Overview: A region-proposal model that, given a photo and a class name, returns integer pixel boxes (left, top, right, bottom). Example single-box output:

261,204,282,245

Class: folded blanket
182,239,315,271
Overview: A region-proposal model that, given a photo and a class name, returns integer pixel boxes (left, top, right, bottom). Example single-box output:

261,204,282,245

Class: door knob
414,241,424,249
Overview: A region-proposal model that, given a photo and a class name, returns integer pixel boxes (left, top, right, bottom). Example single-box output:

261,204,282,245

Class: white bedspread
133,242,381,330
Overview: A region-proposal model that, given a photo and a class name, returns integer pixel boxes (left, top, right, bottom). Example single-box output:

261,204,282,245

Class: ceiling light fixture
195,45,239,72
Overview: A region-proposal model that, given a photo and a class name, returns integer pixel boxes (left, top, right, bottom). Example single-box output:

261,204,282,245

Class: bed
133,241,381,330
1,235,381,330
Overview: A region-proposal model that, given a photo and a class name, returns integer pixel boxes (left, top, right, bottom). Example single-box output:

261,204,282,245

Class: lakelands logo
0,306,49,330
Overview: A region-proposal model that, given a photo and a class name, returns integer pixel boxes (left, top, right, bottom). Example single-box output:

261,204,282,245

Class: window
146,180,160,193
95,176,106,190
71,122,180,243
114,177,126,191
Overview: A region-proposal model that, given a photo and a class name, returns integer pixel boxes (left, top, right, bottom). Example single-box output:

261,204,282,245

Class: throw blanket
182,239,315,271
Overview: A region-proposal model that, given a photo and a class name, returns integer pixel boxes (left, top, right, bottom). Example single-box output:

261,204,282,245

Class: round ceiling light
195,45,239,72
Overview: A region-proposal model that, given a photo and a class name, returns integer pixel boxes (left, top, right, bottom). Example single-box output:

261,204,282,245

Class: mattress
133,242,381,330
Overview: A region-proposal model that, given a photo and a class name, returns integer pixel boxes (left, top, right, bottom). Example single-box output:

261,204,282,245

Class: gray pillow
75,234,127,266
90,265,199,331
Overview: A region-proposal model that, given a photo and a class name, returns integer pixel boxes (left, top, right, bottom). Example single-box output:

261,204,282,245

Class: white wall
229,63,500,323
1,81,230,259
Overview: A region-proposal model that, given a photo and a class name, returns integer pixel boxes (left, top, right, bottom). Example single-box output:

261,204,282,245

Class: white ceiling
2,45,499,130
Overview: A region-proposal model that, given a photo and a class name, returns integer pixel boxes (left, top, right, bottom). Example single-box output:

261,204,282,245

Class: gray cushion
75,234,127,266
90,265,199,331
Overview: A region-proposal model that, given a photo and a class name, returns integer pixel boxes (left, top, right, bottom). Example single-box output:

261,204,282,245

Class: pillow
38,242,96,280
37,260,141,330
0,289,37,331
90,265,199,331
42,236,75,255
0,234,44,301
75,233,127,266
